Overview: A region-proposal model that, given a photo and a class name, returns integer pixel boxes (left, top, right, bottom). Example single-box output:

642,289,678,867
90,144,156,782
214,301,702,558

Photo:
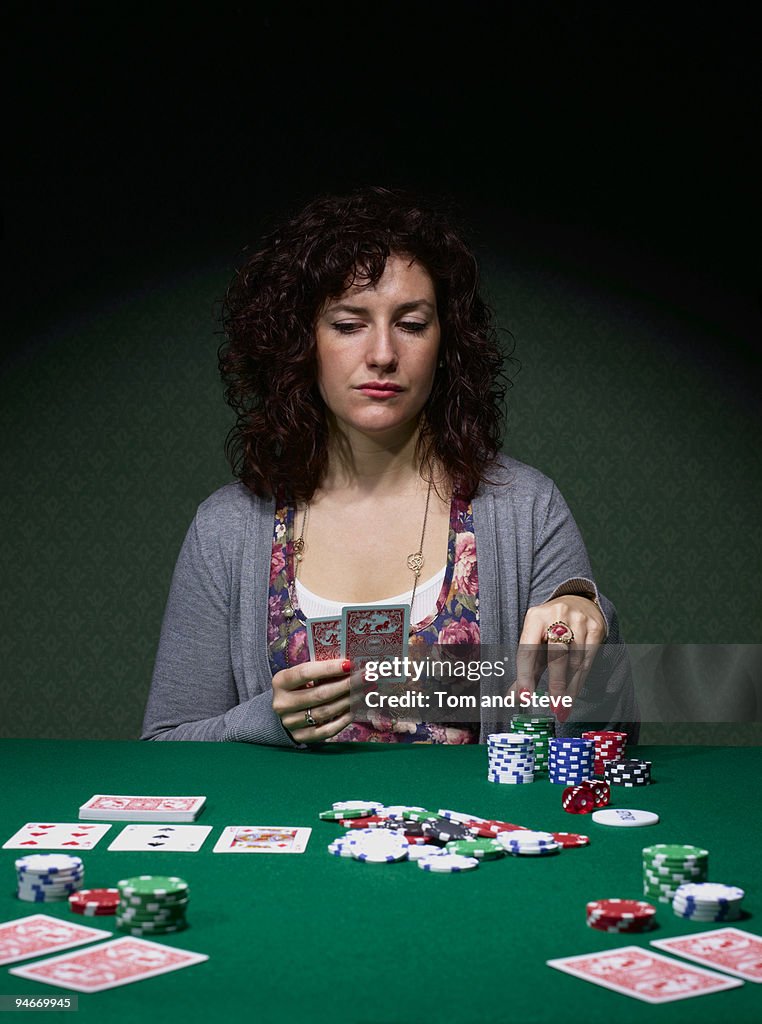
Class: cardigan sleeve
141,502,297,746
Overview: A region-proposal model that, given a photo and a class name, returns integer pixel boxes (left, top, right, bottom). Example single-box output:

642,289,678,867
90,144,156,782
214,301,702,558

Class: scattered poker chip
496,830,561,856
421,818,473,844
445,838,505,860
319,808,368,821
418,853,479,873
331,800,384,813
338,815,388,828
438,809,487,824
592,808,659,828
551,832,589,848
327,840,354,858
68,888,120,915
345,829,409,863
406,844,438,861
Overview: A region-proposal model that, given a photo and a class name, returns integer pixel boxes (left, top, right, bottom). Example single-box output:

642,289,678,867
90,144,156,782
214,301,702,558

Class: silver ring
304,709,317,727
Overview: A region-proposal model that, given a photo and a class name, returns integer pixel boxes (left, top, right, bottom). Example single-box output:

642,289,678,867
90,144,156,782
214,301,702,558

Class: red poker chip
68,888,120,915
341,815,387,828
469,820,528,837
551,831,590,847
586,898,656,920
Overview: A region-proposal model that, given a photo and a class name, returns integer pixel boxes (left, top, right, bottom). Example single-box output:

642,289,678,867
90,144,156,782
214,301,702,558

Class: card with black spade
106,824,212,852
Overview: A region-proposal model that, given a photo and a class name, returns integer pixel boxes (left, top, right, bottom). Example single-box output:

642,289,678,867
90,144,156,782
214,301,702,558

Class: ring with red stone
545,620,574,644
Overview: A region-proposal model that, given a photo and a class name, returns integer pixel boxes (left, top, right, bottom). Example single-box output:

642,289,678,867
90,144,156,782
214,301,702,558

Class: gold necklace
287,477,434,619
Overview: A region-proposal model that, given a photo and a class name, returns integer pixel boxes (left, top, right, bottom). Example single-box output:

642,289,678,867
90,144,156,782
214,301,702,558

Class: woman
141,187,637,745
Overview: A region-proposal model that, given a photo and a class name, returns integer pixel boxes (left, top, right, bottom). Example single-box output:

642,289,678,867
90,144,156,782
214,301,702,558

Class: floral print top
267,495,480,743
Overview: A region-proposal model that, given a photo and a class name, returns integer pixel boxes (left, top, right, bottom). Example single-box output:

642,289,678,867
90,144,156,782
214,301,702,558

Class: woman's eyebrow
323,299,435,315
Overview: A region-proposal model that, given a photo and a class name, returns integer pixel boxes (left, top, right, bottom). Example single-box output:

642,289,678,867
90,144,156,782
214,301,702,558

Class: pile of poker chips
562,778,610,814
672,882,745,922
115,875,189,936
486,732,536,783
581,730,628,775
604,757,652,787
15,854,84,903
510,714,555,773
322,803,590,870
68,888,120,916
496,830,561,856
642,844,709,904
548,737,595,785
586,898,657,933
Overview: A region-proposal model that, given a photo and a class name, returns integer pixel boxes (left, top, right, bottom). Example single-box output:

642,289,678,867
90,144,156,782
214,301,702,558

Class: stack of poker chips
562,778,610,814
15,854,84,902
586,898,657,933
486,732,536,783
510,714,555,773
548,737,595,785
496,830,561,856
672,882,745,922
68,888,120,916
605,757,652,787
115,875,189,936
642,844,709,904
581,730,628,775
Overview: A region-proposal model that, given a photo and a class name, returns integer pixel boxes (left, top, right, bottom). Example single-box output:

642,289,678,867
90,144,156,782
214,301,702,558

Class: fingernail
519,687,530,695
342,659,351,673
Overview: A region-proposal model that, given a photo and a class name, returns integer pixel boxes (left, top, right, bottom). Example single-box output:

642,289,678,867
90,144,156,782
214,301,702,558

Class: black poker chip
421,818,472,843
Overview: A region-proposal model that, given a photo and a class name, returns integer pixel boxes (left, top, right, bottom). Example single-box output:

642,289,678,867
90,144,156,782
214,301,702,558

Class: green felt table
0,740,760,1023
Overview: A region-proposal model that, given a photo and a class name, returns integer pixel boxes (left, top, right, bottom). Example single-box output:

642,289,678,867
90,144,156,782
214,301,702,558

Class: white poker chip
15,854,84,873
500,830,556,845
591,808,660,828
331,800,383,812
438,809,486,824
406,845,438,861
418,853,479,872
674,883,745,903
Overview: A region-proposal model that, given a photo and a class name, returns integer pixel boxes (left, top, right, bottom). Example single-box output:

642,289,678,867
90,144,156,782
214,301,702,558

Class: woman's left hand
513,595,607,703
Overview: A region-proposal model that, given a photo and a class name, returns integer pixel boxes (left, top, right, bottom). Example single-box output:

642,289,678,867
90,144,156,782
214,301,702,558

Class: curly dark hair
219,186,511,501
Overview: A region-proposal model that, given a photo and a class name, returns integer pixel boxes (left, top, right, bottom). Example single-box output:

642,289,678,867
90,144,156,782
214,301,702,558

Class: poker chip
581,730,628,775
672,882,744,922
343,829,409,863
468,819,527,838
510,714,555,773
486,732,536,784
15,854,84,903
496,830,561,856
115,875,190,934
444,838,505,860
438,809,487,824
331,800,384,814
604,758,652,786
642,845,708,904
586,898,656,933
418,853,479,872
68,888,120,916
406,844,439,861
551,832,589,848
592,808,659,828
548,738,594,785
338,815,388,828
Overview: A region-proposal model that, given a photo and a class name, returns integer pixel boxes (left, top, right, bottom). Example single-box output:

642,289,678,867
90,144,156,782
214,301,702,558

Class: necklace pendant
407,551,424,576
293,537,305,556
284,606,295,619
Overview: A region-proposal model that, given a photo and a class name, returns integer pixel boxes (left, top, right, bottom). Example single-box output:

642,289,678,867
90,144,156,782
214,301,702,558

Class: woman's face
314,254,441,442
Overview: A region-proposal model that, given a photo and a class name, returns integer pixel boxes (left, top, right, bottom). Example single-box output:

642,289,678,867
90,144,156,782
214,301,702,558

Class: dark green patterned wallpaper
2,259,759,742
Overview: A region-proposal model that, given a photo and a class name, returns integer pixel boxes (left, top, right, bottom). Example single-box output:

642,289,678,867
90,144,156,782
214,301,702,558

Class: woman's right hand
272,658,354,743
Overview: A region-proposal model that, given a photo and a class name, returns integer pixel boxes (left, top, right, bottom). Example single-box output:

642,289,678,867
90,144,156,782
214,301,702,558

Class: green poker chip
444,838,505,860
117,875,189,898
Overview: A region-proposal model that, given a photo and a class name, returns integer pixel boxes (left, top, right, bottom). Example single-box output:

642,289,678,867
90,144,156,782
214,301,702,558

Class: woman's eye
331,322,363,334
399,321,428,333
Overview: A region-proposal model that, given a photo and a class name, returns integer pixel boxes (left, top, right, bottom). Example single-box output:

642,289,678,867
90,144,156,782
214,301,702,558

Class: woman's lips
356,383,403,399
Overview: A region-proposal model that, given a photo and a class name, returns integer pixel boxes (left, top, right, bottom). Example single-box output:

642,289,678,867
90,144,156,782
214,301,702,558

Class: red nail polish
342,659,351,673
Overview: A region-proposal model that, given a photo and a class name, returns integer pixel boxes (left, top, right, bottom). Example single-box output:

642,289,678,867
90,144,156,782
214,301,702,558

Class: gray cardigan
142,455,638,745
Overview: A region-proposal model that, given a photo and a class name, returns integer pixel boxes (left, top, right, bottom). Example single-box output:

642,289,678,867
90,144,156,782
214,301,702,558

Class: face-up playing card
9,937,209,992
547,946,743,1003
107,824,212,852
342,605,410,680
79,794,206,821
651,928,762,983
2,823,112,850
213,826,311,853
0,915,112,967
307,616,342,660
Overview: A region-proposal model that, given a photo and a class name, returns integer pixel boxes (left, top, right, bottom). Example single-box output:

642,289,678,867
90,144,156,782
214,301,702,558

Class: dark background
2,3,760,740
